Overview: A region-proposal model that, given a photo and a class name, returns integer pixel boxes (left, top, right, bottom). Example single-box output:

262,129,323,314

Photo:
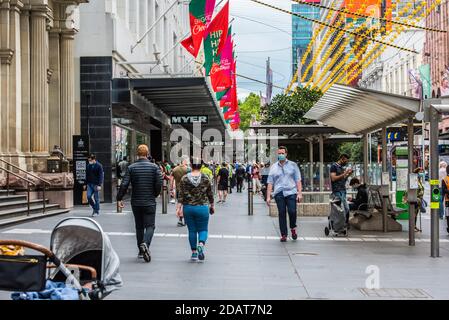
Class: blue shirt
267,160,301,197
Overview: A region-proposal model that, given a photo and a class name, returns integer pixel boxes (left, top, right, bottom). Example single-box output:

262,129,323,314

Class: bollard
248,180,254,216
117,180,122,213
162,179,168,214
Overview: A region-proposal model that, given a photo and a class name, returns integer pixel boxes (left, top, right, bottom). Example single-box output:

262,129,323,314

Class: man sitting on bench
348,178,368,213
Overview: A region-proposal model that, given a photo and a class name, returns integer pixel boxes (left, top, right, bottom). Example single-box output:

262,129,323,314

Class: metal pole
162,179,168,214
382,127,388,232
309,139,314,192
150,31,190,73
408,116,415,246
248,180,254,216
363,134,369,185
319,135,324,202
430,106,440,257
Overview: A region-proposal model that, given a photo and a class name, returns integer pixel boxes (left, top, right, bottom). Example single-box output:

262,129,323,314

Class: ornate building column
8,0,23,160
60,30,75,159
48,7,61,153
30,7,49,157
0,0,13,156
20,5,31,159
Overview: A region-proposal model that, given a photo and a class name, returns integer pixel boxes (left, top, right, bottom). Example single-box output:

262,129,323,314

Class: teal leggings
183,205,210,251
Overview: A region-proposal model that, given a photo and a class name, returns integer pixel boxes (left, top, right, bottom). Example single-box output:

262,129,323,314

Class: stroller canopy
50,218,122,294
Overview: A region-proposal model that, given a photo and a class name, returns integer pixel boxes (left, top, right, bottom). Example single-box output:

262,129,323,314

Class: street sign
73,135,90,205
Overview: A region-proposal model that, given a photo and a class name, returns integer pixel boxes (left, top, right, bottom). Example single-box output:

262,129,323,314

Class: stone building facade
0,0,87,172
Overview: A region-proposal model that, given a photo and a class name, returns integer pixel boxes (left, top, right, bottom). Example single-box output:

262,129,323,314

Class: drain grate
360,288,432,299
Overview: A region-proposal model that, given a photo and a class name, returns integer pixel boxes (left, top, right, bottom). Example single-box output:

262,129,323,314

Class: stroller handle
48,264,97,281
0,240,54,258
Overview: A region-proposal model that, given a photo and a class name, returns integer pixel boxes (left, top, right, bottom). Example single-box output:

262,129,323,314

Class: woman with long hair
176,160,215,261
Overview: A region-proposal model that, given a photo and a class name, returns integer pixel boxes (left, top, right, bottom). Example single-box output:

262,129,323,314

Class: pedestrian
442,165,449,234
85,154,104,217
171,155,190,227
200,161,213,181
176,159,215,261
414,167,425,233
236,164,246,193
330,154,353,226
217,162,229,203
252,163,262,194
266,146,303,242
118,156,129,179
261,163,270,201
348,178,368,212
117,145,162,263
440,161,448,219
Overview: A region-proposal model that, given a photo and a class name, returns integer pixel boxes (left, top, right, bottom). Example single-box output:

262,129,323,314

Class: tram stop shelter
302,84,449,255
249,124,361,193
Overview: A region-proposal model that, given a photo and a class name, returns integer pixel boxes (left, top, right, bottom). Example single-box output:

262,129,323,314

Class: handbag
0,255,47,292
420,199,428,213
82,190,88,205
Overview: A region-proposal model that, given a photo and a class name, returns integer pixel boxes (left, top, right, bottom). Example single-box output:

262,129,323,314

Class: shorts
218,183,228,191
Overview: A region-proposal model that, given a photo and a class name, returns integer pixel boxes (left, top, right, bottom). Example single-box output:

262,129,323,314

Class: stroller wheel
324,227,330,237
89,289,103,300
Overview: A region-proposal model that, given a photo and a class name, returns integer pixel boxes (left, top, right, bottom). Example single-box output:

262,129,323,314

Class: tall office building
292,1,321,82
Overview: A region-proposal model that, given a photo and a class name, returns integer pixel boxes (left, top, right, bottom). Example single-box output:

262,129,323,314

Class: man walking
330,154,353,225
266,147,303,242
217,162,229,203
85,154,104,217
117,145,162,263
236,164,246,193
172,156,190,226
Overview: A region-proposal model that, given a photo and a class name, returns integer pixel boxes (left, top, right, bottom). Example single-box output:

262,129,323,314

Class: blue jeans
87,184,100,213
183,205,210,251
274,193,297,237
332,191,349,223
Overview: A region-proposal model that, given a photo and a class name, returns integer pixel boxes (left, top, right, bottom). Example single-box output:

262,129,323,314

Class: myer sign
171,115,208,125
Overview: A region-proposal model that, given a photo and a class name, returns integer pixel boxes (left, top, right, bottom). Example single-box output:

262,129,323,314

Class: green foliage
238,93,261,131
339,142,377,163
261,87,323,125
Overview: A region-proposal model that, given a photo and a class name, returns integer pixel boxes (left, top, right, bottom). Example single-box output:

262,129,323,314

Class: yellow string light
317,1,415,92
290,0,446,33
300,1,342,84
343,0,438,86
285,5,333,94
307,0,372,88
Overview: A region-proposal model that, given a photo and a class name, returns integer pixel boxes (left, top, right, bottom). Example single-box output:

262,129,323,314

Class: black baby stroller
324,197,348,237
0,217,122,300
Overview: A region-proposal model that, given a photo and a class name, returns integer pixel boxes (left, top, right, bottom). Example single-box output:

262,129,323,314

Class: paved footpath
1,190,449,300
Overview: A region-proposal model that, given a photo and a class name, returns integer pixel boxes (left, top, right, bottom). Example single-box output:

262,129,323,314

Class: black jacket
117,159,162,207
354,184,369,211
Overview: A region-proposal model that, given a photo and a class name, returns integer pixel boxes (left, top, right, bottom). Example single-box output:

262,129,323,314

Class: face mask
187,167,192,173
278,154,286,161
89,161,94,165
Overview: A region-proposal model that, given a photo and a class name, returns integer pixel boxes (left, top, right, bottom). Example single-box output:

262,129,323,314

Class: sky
224,0,294,100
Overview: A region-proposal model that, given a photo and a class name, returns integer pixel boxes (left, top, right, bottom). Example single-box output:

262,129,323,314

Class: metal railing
0,159,51,215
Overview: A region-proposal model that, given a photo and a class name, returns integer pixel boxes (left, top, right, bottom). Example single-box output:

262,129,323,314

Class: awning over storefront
112,77,227,134
305,84,421,134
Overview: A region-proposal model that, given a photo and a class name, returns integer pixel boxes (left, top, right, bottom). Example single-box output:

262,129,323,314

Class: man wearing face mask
266,146,303,242
330,154,353,227
85,154,104,217
172,155,191,227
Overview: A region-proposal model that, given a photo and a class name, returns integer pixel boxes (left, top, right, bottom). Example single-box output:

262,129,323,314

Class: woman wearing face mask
176,159,215,261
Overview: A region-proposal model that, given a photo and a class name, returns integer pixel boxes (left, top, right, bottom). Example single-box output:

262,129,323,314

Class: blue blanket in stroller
11,280,79,300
